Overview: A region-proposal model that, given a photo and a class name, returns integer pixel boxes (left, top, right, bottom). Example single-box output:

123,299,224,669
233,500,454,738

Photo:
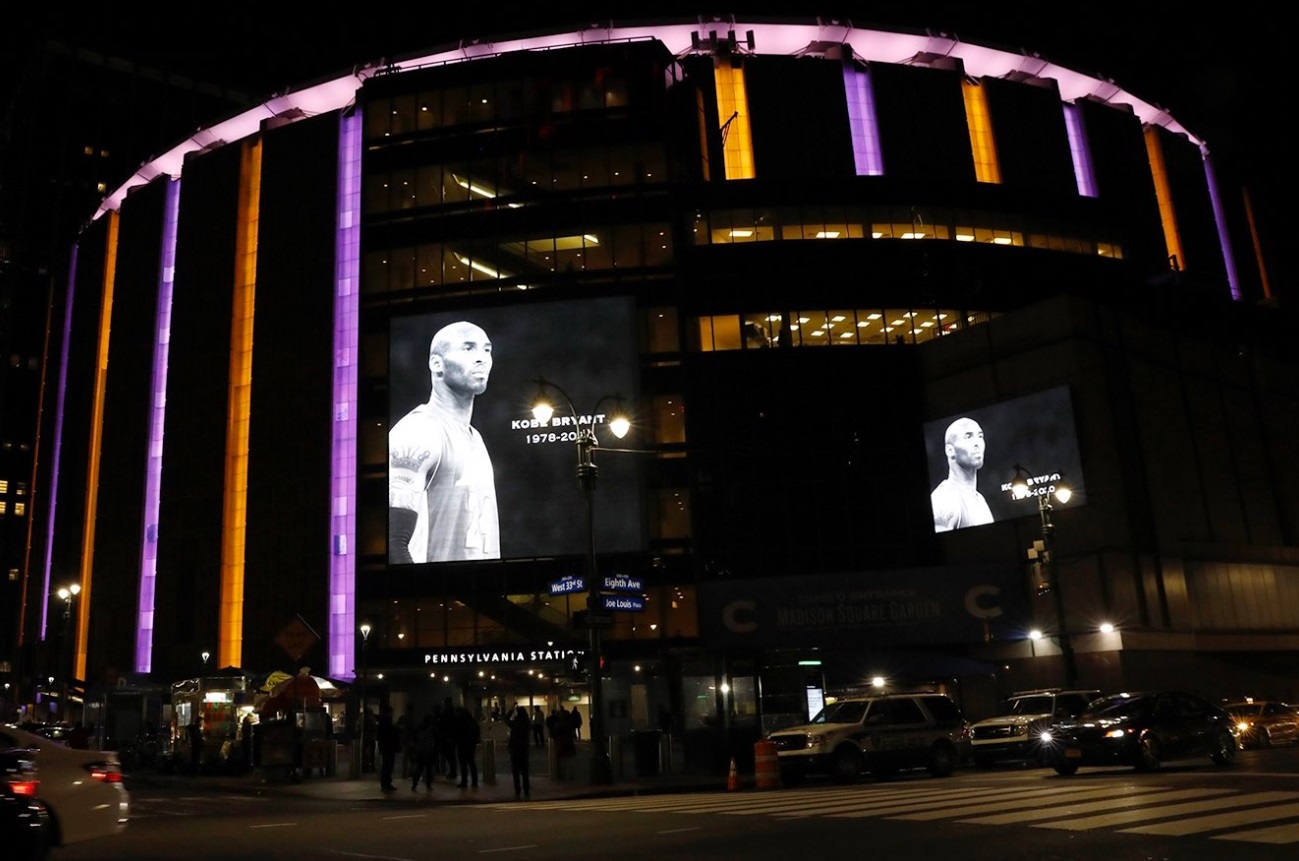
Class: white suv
969,688,1100,768
767,692,970,783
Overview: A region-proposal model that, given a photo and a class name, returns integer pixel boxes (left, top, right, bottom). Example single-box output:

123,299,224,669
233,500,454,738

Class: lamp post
1012,466,1076,687
532,377,631,786
56,583,81,720
358,622,371,774
201,650,211,672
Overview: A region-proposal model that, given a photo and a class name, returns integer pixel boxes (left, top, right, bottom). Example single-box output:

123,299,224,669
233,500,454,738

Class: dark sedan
1040,690,1238,775
2,748,51,861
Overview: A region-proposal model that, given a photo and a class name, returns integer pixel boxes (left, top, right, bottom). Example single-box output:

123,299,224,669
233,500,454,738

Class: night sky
6,5,1288,293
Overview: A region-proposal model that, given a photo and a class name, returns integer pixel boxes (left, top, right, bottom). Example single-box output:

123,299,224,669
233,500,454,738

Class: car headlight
1038,730,1054,744
806,734,827,747
1236,721,1252,733
1104,728,1128,739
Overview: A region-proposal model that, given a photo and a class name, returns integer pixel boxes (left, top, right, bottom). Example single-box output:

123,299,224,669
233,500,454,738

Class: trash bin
632,729,662,777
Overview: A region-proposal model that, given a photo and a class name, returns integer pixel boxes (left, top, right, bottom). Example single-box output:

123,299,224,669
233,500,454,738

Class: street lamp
201,650,211,671
1011,466,1076,686
56,583,81,719
532,377,631,786
358,623,371,774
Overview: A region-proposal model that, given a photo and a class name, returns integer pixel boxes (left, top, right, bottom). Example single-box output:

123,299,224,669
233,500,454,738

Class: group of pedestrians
376,697,482,793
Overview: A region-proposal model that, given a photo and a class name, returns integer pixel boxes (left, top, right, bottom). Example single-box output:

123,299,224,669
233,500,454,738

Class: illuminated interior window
1144,127,1185,272
219,139,263,671
1063,103,1098,198
714,61,755,180
962,79,1001,184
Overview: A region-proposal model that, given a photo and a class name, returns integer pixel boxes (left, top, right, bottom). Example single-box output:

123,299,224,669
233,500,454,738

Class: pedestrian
409,714,437,791
187,716,203,774
507,704,531,799
436,698,457,778
397,702,418,779
570,705,583,740
377,705,399,791
531,705,546,748
453,704,480,788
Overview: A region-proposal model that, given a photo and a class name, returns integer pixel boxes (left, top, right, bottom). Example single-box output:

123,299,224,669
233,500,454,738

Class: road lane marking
480,846,539,853
1125,802,1299,836
249,822,298,828
658,827,703,834
328,852,417,861
947,788,1231,825
381,814,428,820
1215,821,1299,844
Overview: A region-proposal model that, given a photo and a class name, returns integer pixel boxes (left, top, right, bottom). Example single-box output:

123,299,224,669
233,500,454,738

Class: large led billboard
388,296,644,564
924,385,1085,533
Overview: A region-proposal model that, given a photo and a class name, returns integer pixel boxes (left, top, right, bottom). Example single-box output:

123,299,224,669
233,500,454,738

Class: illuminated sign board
923,385,1085,534
602,575,643,592
388,297,644,565
549,575,586,595
600,594,645,612
422,646,583,667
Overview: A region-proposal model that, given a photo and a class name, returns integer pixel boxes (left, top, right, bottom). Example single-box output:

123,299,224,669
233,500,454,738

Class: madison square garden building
17,18,1299,764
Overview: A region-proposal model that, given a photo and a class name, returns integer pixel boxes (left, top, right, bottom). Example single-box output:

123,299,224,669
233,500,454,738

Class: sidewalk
126,739,723,804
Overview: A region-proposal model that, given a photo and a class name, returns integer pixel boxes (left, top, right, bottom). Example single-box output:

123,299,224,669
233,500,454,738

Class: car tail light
86,762,124,783
7,778,39,797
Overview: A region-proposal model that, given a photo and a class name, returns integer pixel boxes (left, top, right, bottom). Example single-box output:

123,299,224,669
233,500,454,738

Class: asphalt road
57,746,1299,861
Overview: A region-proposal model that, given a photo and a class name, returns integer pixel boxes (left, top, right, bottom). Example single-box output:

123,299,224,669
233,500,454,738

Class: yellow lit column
219,139,262,670
1144,127,1186,271
714,60,755,180
962,79,1002,184
75,211,120,685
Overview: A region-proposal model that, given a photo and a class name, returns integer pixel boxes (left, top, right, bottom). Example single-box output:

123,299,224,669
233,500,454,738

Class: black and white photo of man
388,321,500,563
930,416,994,532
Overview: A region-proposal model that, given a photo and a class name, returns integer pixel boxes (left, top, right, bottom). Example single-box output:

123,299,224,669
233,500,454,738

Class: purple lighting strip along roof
135,178,181,673
329,109,362,680
1063,104,1098,198
40,247,79,639
843,63,884,176
1202,151,1241,301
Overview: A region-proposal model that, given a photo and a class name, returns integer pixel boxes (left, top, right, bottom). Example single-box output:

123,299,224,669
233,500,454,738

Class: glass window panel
859,308,887,345
683,675,719,731
656,487,691,539
443,246,471,285
389,247,415,292
415,243,441,287
644,224,672,268
696,316,715,352
583,230,613,270
650,395,686,444
390,94,416,136
871,223,892,239
826,309,857,345
365,96,391,139
741,313,778,348
800,311,833,347
467,82,495,124
362,251,390,294
363,173,390,215
612,224,643,269
709,315,742,351
391,169,416,210
640,142,665,183
609,144,637,187
416,90,440,132
645,307,679,354
415,164,441,208
441,85,466,127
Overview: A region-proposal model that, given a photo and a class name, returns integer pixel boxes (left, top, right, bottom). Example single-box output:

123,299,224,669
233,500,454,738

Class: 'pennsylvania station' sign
423,647,581,666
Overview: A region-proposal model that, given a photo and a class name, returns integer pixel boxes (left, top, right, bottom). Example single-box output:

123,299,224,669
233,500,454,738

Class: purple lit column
40,247,79,640
1063,104,1098,198
329,109,362,680
1201,149,1241,301
843,62,884,176
134,178,181,673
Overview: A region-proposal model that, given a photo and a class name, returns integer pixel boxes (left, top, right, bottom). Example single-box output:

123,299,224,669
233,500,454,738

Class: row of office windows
694,207,1125,258
363,223,674,292
694,307,996,350
364,71,634,141
364,143,668,215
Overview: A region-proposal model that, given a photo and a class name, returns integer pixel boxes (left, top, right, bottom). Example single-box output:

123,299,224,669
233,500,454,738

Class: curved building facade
17,18,1298,753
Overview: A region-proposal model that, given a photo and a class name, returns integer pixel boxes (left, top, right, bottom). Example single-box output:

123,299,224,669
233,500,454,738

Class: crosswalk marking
486,782,1299,844
1038,790,1299,830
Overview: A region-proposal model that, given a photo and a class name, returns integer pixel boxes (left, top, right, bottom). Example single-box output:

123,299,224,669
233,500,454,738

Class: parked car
969,688,1101,768
767,692,970,783
0,725,129,846
1040,690,1238,774
1225,700,1299,749
1,747,51,861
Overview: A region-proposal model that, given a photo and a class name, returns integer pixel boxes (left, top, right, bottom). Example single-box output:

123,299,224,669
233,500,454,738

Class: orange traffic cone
726,756,738,791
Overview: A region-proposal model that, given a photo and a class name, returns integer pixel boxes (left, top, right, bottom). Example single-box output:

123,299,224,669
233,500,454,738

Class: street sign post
549,575,586,596
599,594,644,612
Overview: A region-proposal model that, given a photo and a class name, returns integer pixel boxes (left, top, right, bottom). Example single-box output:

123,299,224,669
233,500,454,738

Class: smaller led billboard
388,296,644,565
924,385,1085,533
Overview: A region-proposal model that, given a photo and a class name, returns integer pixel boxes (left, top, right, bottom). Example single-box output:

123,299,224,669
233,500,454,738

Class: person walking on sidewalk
570,705,582,740
507,704,531,799
377,706,399,791
531,705,545,748
437,698,457,778
453,705,480,789
397,702,418,779
409,714,437,791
